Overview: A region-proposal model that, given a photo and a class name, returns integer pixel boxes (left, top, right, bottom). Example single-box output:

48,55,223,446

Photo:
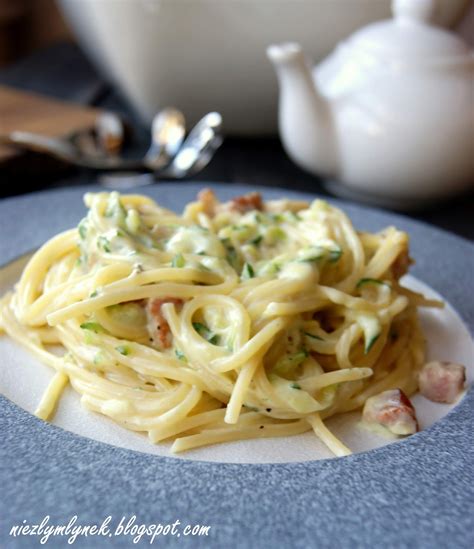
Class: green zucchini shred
105,192,127,220
298,254,323,264
365,334,380,354
250,235,263,246
171,253,186,268
80,322,105,334
78,219,88,240
192,322,220,345
356,278,390,289
93,351,105,365
241,263,255,280
274,349,308,375
328,248,342,262
97,236,111,253
115,345,131,356
175,349,187,362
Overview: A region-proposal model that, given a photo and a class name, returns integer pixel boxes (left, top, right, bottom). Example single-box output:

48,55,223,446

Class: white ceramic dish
1,253,472,464
1,184,473,548
267,0,474,207
56,0,471,135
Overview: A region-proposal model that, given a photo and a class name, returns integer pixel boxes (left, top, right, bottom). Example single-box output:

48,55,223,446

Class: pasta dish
0,190,440,457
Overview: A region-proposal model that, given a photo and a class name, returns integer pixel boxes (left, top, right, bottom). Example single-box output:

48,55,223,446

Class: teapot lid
347,0,470,61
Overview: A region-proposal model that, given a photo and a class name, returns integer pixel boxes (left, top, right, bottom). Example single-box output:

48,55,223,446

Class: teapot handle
392,0,436,25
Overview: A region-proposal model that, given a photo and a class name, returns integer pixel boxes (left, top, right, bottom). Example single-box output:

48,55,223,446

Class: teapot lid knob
392,0,436,25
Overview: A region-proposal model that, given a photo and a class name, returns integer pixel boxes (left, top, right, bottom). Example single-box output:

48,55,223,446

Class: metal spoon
69,112,125,159
143,108,186,171
100,112,223,188
0,114,138,170
1,108,223,181
160,112,223,178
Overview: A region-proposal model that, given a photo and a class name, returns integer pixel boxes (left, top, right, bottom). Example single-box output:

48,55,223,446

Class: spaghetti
0,190,439,457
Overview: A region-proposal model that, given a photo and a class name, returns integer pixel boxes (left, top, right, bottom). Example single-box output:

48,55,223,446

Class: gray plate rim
1,183,473,549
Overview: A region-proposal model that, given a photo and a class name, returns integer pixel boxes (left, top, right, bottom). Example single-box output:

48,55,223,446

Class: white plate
1,254,472,464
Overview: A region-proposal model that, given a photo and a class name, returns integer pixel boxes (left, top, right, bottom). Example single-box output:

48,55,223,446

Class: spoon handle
0,131,78,163
0,131,144,171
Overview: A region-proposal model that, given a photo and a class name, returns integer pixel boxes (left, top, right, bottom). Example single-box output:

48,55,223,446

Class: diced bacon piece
362,389,418,435
197,188,218,217
229,192,263,213
145,297,183,349
418,361,466,404
204,191,264,216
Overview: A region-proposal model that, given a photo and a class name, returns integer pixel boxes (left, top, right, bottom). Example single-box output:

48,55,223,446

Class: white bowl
57,0,470,135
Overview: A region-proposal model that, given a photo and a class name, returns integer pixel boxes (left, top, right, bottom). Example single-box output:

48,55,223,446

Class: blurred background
1,0,473,69
0,0,474,66
0,0,71,66
0,0,473,239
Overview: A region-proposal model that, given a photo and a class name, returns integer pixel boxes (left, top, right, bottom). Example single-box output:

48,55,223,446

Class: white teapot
267,0,474,207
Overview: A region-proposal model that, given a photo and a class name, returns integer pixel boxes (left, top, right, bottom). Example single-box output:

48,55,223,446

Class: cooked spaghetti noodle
0,190,440,456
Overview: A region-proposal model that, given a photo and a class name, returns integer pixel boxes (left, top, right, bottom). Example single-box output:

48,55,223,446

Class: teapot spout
267,43,338,177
